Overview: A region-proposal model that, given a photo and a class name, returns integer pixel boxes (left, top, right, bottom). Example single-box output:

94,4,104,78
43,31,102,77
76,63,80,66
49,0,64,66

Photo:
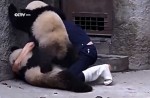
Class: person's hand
23,42,35,52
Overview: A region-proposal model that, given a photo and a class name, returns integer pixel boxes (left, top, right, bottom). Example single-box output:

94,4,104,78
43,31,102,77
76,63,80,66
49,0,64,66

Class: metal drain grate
74,17,105,31
62,0,113,36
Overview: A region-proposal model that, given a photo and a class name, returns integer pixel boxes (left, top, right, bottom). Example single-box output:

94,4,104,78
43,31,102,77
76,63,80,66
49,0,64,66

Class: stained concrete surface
111,0,150,70
0,70,150,98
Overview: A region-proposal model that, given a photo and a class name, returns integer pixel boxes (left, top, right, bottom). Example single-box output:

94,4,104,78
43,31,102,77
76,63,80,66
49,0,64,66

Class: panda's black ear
8,3,18,14
10,46,19,52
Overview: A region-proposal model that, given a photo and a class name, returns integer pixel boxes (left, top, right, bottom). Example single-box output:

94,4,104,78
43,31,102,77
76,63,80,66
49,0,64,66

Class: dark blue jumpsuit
63,20,97,81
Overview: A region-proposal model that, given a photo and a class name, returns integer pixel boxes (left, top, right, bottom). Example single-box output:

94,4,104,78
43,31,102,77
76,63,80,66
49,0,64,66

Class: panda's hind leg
58,70,92,92
43,70,92,92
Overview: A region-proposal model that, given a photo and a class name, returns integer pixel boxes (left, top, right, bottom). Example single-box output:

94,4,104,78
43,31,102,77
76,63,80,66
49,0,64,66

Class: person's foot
104,79,113,85
101,64,113,85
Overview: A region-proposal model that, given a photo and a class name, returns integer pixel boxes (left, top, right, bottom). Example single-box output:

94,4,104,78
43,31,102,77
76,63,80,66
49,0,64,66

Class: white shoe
104,79,113,85
101,64,113,85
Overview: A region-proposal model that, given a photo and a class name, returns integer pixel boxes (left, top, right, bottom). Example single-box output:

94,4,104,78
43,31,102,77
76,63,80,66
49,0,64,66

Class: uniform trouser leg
68,45,97,80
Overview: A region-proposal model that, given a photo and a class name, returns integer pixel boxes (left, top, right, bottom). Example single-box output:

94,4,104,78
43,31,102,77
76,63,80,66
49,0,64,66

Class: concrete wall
0,0,13,81
110,0,150,70
0,0,34,81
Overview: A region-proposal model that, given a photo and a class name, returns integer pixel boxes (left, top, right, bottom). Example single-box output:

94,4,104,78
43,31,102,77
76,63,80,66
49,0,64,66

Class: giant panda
9,45,92,92
8,0,69,60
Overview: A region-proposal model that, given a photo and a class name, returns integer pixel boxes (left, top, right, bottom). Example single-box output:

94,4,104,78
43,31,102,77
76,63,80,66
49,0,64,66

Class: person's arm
12,42,35,73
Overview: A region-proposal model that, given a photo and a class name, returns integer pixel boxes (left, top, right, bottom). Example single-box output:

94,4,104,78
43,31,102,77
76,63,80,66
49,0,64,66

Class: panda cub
8,0,69,61
9,44,92,92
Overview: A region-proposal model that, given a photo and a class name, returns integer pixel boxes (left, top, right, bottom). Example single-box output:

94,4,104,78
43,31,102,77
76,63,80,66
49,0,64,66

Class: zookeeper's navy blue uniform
63,20,97,81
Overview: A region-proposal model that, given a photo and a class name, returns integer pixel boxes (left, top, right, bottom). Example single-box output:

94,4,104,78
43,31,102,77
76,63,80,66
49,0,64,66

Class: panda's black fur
8,1,93,92
9,45,92,92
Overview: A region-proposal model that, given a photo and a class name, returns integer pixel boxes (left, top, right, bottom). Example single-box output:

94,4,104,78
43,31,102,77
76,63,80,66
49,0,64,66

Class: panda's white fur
9,49,22,65
26,1,48,10
32,10,69,59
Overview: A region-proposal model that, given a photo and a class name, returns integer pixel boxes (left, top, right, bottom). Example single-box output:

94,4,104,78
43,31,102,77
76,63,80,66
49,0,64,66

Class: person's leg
68,44,97,76
82,64,113,85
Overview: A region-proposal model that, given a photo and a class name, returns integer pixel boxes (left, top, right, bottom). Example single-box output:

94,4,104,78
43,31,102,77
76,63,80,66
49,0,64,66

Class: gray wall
0,0,13,81
110,0,150,70
0,0,34,81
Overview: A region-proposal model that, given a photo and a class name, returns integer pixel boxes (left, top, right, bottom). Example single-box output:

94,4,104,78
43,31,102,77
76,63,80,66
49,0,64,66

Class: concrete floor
0,70,150,98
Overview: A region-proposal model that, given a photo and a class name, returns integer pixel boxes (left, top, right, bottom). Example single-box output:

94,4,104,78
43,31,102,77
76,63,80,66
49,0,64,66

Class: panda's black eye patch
10,46,19,52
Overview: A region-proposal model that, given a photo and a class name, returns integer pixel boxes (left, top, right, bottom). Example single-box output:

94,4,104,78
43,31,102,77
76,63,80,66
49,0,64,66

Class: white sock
82,64,112,85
